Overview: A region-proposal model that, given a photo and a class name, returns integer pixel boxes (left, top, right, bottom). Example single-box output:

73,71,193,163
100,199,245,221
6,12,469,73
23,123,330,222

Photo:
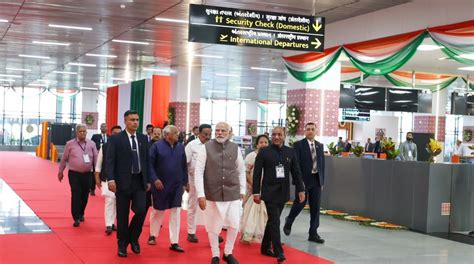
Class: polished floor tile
0,178,51,234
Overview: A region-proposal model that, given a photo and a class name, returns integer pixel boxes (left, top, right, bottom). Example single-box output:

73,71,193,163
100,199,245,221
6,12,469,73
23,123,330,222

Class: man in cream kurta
194,122,246,264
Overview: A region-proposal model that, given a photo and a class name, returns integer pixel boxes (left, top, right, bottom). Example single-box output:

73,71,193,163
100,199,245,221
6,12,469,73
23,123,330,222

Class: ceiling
2,0,467,103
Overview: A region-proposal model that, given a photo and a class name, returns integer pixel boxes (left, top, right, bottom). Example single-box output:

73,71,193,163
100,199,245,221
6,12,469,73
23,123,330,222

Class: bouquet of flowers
426,138,442,163
286,105,300,137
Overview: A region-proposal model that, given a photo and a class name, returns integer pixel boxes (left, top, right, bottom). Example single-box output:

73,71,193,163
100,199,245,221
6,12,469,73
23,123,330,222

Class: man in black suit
105,110,150,257
284,122,326,244
91,123,109,195
365,138,375,152
146,124,154,142
253,126,305,264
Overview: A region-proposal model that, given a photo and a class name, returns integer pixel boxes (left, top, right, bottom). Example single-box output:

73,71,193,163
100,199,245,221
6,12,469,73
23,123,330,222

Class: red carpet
0,152,332,264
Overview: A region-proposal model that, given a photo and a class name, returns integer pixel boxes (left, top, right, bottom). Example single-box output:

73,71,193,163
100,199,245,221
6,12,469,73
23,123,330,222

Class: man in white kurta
194,122,246,264
185,124,212,243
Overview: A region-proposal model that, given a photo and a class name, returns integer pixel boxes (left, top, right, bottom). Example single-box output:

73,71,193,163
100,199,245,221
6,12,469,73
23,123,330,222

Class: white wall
352,115,400,145
170,66,201,103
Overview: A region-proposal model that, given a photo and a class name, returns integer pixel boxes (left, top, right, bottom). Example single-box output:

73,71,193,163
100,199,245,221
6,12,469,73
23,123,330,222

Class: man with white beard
194,122,246,264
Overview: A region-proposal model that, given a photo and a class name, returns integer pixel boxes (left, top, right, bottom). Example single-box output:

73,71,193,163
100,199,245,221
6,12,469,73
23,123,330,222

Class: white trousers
150,207,181,244
208,227,239,257
101,181,116,227
187,184,198,234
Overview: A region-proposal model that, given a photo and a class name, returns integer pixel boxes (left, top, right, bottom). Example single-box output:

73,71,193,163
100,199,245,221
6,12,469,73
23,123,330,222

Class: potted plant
381,139,400,160
286,105,300,146
426,138,442,163
327,142,343,156
350,145,364,157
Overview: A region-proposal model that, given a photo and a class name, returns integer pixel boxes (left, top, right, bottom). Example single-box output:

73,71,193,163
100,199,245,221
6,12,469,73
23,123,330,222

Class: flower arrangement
426,138,442,163
327,142,343,156
350,145,364,157
381,139,400,160
286,105,300,137
168,106,175,125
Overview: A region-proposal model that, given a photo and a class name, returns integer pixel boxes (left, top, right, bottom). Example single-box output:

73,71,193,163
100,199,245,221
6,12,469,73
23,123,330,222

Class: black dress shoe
105,226,113,235
112,224,116,231
187,233,199,243
131,242,141,254
222,254,238,264
468,231,474,236
79,216,85,222
73,219,80,227
211,257,220,264
218,236,224,243
261,249,276,257
277,254,286,263
169,243,185,253
283,217,291,236
308,234,325,244
118,248,127,257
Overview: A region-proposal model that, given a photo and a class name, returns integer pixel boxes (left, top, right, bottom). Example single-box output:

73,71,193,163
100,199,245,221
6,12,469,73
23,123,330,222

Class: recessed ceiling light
18,54,50,59
112,39,149,45
86,53,117,58
237,98,251,101
155,17,188,24
48,24,93,31
68,62,97,67
270,81,287,85
209,90,225,93
32,41,70,46
438,57,449,60
251,67,278,72
6,68,31,72
0,19,9,23
80,87,99,91
0,74,22,78
238,86,255,90
458,54,474,60
27,83,48,87
417,44,442,51
194,54,223,59
53,71,77,75
215,73,240,77
459,66,474,72
111,77,129,81
143,68,172,73
0,79,15,82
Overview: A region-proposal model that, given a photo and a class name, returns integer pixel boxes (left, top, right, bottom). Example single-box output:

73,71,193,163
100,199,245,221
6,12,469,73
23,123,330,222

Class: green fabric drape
462,78,474,90
345,32,428,75
342,74,370,84
130,79,146,133
285,48,343,82
430,34,474,66
384,74,458,92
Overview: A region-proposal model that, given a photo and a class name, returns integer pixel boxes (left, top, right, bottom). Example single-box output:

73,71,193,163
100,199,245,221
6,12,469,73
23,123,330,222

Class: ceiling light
27,83,48,87
0,79,15,82
0,74,22,78
270,81,287,85
209,90,225,93
143,68,172,73
155,17,188,24
94,82,116,86
438,57,449,60
111,77,129,81
459,66,474,72
86,53,117,58
0,19,9,23
238,86,255,90
18,54,50,59
6,68,31,72
32,40,70,46
215,73,240,77
237,98,251,101
81,87,99,91
251,67,278,72
417,44,442,51
48,24,92,31
53,71,77,75
68,62,96,67
194,54,223,59
35,79,50,83
112,39,149,45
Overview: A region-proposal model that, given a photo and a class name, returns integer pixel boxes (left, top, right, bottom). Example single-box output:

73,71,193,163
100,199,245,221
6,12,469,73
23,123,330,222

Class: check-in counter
320,156,474,234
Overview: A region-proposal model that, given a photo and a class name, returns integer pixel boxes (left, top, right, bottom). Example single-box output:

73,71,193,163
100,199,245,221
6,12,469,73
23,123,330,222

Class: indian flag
106,75,170,133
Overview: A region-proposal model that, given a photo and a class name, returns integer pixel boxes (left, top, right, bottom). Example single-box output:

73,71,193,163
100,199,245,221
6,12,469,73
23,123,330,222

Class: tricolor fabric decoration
106,75,170,134
341,66,369,83
462,77,474,90
283,20,474,83
385,71,459,91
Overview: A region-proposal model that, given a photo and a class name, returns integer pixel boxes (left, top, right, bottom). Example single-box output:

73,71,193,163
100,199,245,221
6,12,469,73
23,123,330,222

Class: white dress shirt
185,137,206,179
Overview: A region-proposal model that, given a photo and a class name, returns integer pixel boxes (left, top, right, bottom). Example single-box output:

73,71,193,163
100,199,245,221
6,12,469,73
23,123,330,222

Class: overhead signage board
188,4,325,52
342,108,371,122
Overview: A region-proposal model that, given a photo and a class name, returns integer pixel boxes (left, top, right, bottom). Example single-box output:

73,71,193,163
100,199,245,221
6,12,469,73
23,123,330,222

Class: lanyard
272,146,283,164
77,141,87,152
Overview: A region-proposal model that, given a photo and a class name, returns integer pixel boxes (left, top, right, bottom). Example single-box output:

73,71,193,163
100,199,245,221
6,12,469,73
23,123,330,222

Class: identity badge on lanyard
276,164,285,179
407,144,413,158
78,142,90,163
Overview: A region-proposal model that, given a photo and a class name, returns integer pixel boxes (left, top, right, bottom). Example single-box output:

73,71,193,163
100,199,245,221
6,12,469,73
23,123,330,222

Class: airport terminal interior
1,0,474,263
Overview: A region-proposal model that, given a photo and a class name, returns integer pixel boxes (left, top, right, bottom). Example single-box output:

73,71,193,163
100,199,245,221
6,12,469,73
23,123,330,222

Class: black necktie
131,135,140,174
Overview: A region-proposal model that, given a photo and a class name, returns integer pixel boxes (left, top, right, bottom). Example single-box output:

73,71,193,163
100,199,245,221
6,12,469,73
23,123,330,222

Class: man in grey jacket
399,132,417,161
